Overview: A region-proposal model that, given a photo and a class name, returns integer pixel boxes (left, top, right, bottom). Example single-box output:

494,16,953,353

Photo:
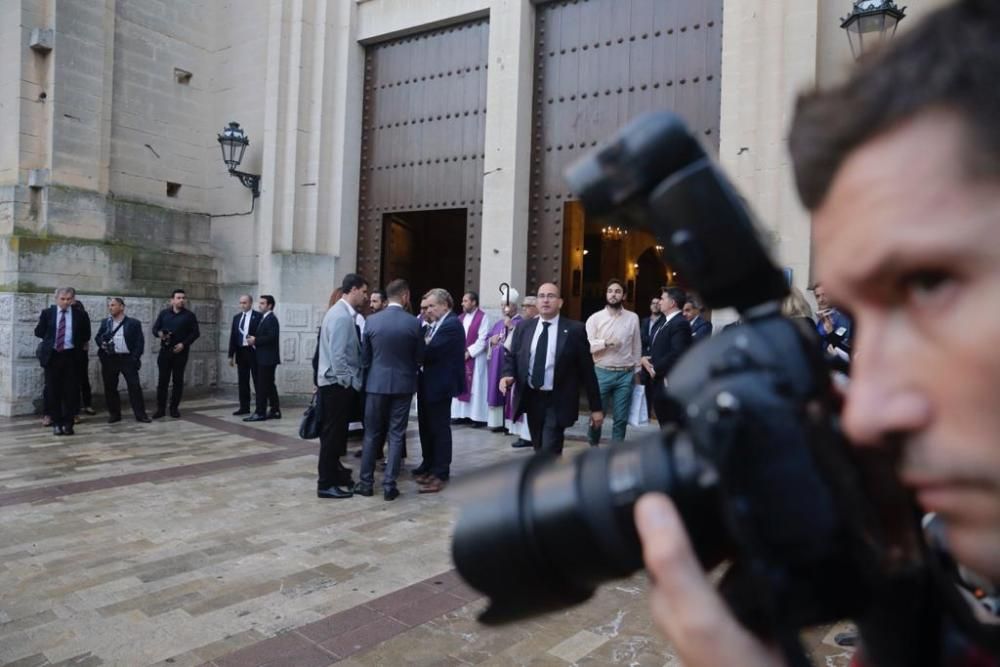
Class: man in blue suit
95,297,150,423
355,279,424,501
413,288,466,493
682,297,713,344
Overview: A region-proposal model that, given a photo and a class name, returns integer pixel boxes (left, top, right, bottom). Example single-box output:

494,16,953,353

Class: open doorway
381,209,467,310
561,201,676,321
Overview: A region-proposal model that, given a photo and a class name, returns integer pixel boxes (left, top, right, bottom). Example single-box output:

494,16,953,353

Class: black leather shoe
489,426,505,433
233,409,250,416
384,487,400,501
470,421,487,429
53,425,64,436
353,483,374,497
317,486,353,499
511,439,532,448
136,415,152,423
107,415,122,424
267,410,282,420
169,408,181,418
62,425,74,436
151,411,165,419
243,413,268,422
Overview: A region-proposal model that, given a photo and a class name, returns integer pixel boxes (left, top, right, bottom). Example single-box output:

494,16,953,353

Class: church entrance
381,209,467,309
560,201,675,322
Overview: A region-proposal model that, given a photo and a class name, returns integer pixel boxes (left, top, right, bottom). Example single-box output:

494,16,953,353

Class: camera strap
105,318,127,344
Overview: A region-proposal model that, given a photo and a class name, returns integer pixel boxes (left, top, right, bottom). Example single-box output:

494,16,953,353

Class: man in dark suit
228,294,261,416
95,297,150,423
639,296,665,420
682,297,713,344
649,287,693,426
354,279,424,501
414,288,466,492
244,295,281,421
500,282,603,456
35,287,92,436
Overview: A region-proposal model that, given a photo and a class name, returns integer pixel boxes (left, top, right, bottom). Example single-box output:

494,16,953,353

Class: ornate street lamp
841,0,907,61
217,122,261,198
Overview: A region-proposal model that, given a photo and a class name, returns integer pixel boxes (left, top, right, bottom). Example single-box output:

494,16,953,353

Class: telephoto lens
451,427,728,624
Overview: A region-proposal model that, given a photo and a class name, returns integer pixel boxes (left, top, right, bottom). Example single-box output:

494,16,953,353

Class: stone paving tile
0,399,855,666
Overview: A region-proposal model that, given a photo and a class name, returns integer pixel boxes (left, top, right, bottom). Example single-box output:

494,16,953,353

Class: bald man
500,283,602,456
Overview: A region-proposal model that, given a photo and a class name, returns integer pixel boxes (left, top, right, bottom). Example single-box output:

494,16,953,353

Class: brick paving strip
204,569,483,667
0,409,413,508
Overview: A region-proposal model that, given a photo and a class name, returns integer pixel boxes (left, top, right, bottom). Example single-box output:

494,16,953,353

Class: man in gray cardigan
316,273,369,499
354,279,424,501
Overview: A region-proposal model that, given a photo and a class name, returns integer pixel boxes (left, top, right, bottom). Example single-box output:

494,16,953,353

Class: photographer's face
814,111,1000,580
107,300,124,318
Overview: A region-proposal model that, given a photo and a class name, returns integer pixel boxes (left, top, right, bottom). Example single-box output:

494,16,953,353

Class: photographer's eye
899,269,957,308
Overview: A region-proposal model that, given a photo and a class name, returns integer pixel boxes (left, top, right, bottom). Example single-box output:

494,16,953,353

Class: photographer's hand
635,494,783,667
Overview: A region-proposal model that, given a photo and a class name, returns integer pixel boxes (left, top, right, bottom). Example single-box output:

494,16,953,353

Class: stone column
718,0,820,296
478,0,534,300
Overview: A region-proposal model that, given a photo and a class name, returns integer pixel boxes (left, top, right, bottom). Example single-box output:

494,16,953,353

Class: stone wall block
193,302,216,324
15,365,43,399
0,325,11,358
0,295,13,322
302,334,317,365
16,295,48,322
281,303,312,330
280,335,297,363
279,366,314,394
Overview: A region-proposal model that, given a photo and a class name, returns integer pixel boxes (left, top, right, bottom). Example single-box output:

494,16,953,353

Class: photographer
95,298,150,423
151,289,200,419
634,1,1000,664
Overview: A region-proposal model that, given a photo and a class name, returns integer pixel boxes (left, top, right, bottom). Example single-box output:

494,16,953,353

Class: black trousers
317,384,356,488
101,355,147,418
156,349,189,410
234,347,258,412
524,388,566,456
255,364,279,415
416,394,452,480
77,349,93,408
44,350,80,427
653,384,683,428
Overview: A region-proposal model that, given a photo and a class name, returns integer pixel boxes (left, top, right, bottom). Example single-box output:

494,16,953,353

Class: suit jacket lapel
555,320,568,365
521,318,538,373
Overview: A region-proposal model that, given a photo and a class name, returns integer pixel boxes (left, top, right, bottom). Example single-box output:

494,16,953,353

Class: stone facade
0,0,951,414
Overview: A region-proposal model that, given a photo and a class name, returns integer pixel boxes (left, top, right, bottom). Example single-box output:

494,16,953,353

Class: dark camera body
450,113,966,666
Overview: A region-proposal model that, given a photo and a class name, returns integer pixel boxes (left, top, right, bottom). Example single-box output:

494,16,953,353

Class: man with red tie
35,287,92,436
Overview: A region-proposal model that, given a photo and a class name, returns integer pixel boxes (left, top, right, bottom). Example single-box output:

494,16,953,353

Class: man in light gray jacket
316,273,369,499
354,279,424,501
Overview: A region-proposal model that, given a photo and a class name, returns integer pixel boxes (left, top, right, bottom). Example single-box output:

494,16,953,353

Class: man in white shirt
500,283,603,456
585,278,643,445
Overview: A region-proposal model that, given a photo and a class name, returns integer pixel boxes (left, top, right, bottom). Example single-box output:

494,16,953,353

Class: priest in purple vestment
486,288,521,431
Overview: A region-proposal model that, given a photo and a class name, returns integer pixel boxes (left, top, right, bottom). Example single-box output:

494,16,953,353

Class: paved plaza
0,399,855,666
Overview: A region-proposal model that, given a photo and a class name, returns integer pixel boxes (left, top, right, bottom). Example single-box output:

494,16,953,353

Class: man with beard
315,274,369,499
585,279,642,446
635,2,1000,664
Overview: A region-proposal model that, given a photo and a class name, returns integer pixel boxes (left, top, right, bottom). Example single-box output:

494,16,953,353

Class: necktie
425,322,435,343
55,310,67,351
531,321,551,389
239,313,248,343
